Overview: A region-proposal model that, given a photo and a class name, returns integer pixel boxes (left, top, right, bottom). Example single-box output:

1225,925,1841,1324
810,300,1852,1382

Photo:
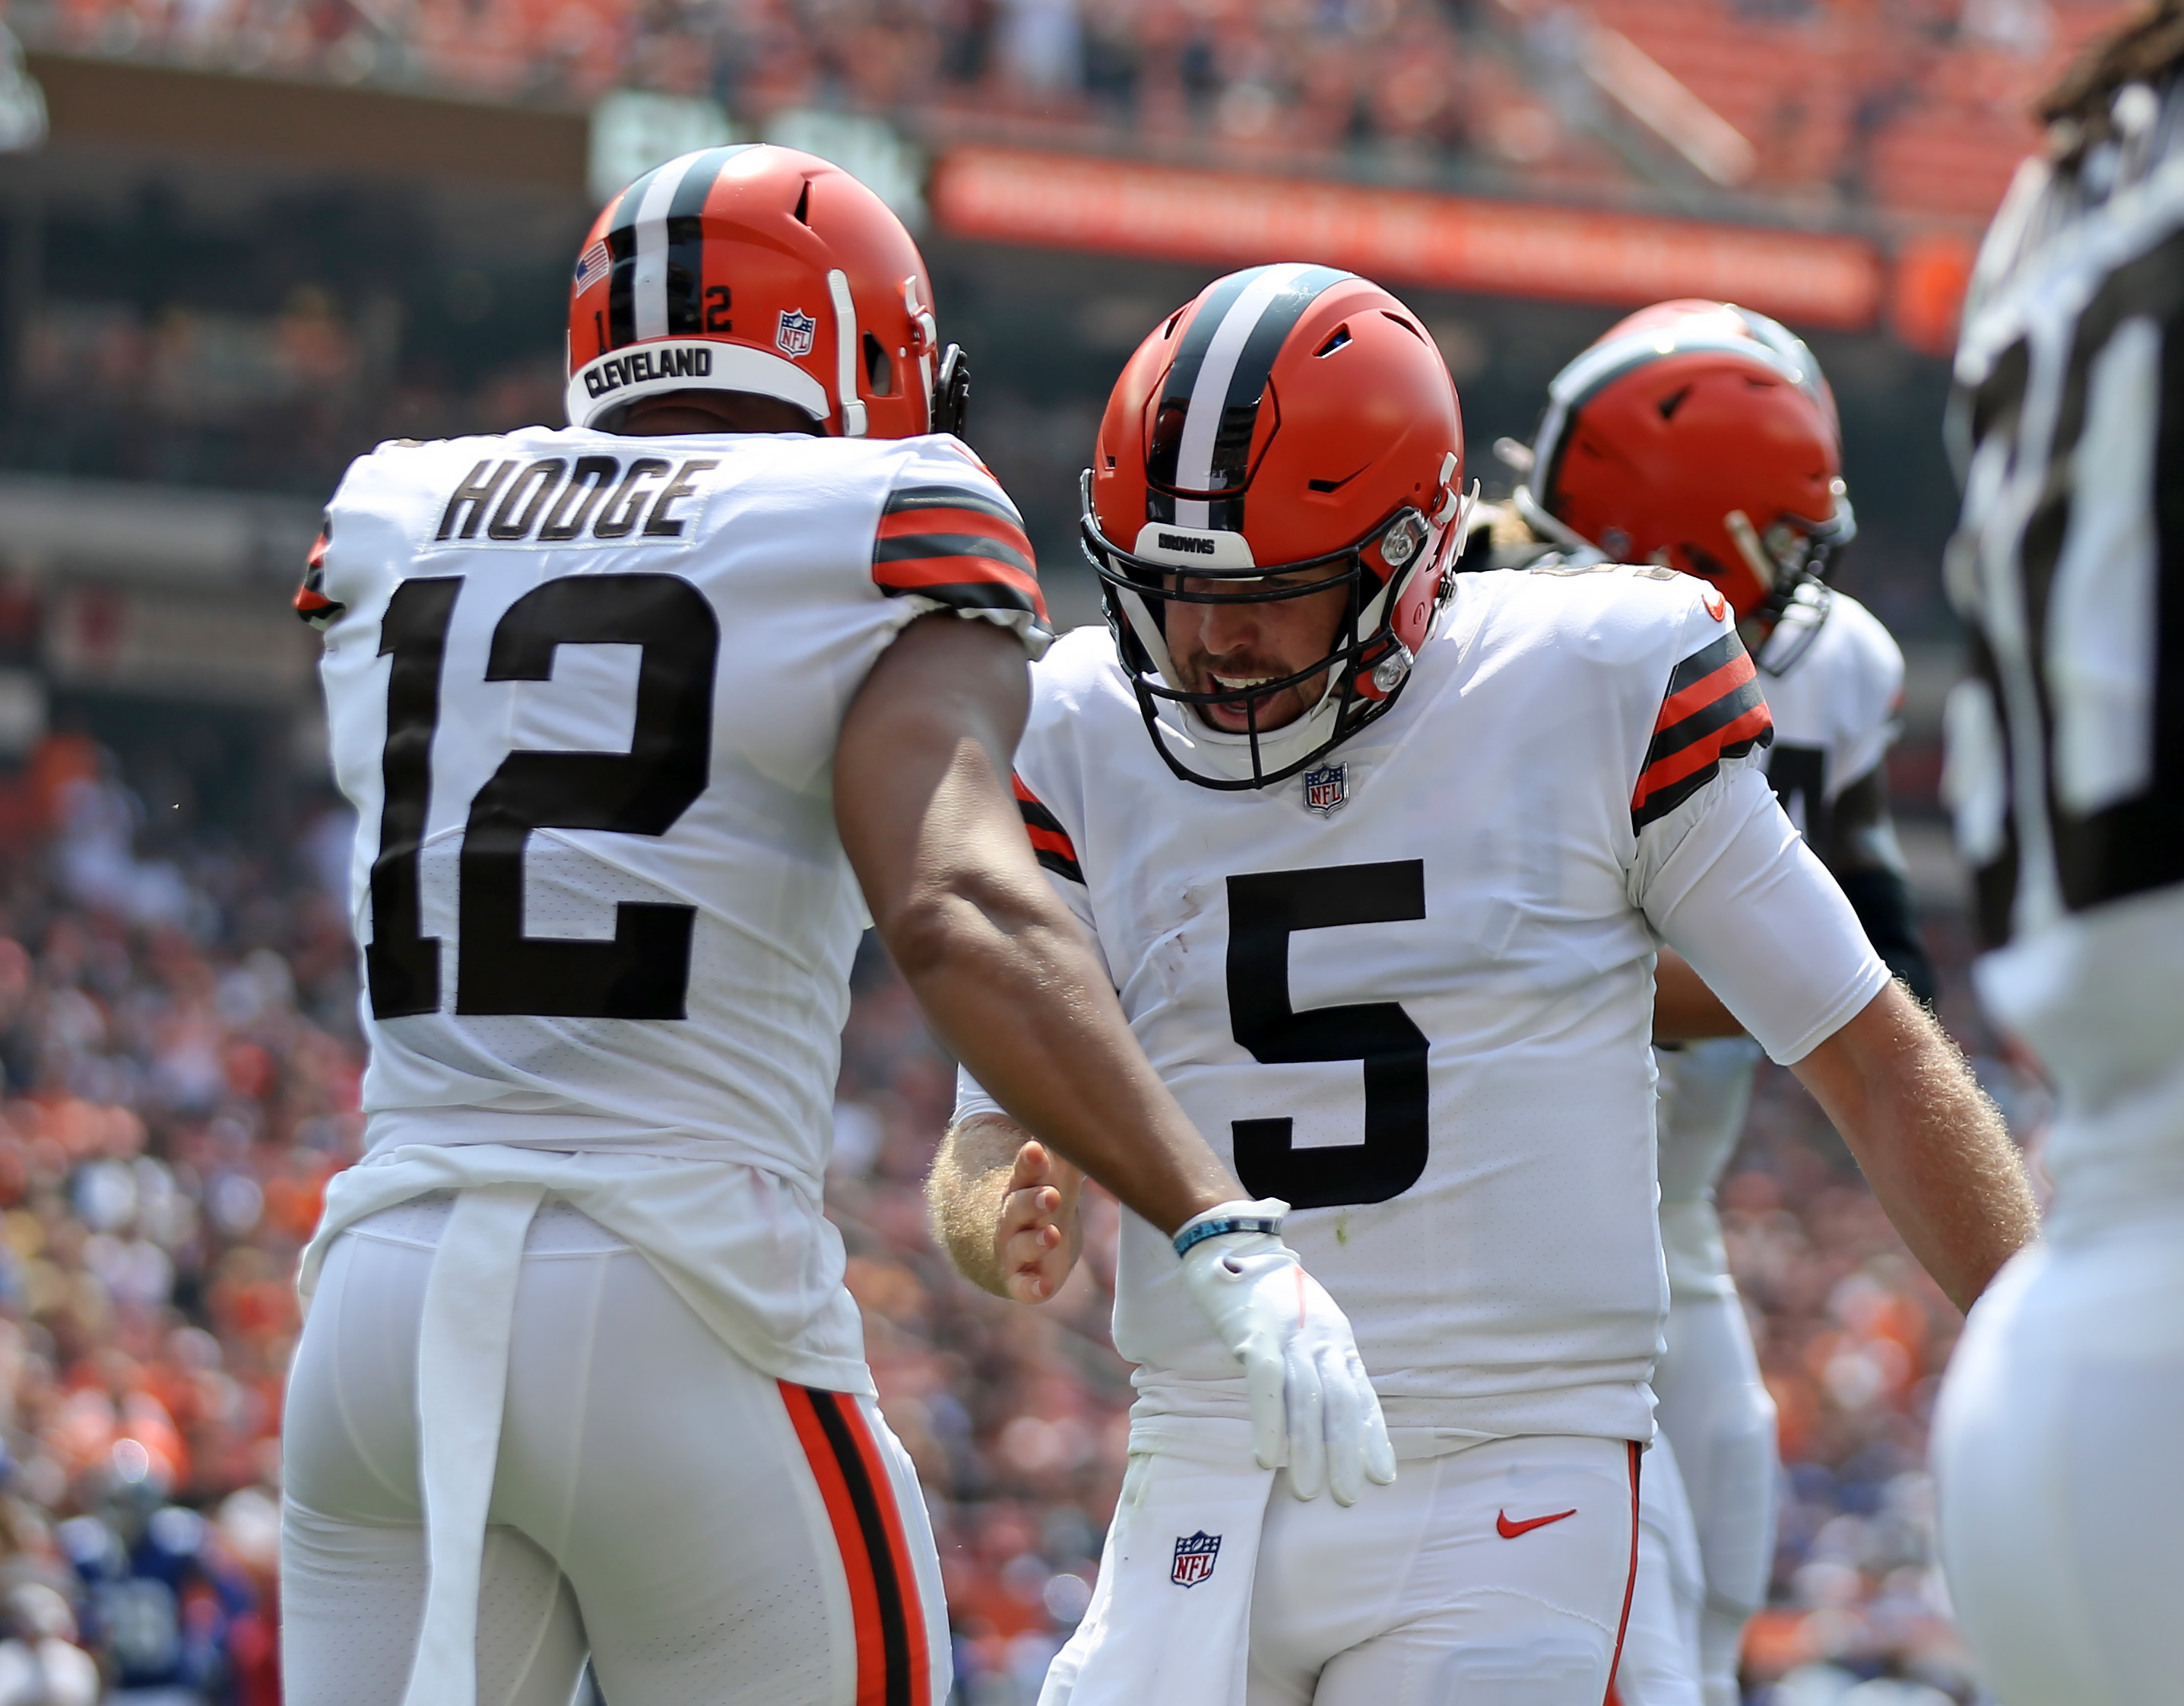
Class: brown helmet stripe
664,144,750,337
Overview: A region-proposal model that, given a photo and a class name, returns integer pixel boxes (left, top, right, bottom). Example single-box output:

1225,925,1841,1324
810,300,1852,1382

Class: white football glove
1174,1197,1397,1505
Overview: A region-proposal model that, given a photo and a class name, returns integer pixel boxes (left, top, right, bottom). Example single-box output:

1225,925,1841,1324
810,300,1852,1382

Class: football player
280,149,1386,1706
927,264,2036,1706
1930,10,2184,1702
1501,299,1936,1706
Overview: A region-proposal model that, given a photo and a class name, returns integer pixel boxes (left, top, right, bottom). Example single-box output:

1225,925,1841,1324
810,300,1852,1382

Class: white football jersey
1945,110,2184,1235
1750,589,1906,842
959,567,1886,1454
1654,588,1904,1299
310,424,1047,1186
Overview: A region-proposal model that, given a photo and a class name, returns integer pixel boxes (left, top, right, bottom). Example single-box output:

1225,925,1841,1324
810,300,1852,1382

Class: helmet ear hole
863,333,894,397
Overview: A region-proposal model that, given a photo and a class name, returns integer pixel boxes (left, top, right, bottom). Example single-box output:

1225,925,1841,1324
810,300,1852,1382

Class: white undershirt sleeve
952,1064,1006,1128
1634,757,1891,1064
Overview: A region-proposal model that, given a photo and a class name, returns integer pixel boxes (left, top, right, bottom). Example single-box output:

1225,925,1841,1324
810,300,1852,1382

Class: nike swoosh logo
1496,1508,1577,1539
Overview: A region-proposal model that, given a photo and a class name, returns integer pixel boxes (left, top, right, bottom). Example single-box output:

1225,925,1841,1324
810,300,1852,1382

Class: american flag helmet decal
572,240,611,294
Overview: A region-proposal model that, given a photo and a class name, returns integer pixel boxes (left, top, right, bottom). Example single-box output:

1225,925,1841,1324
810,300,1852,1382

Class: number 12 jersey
309,425,1047,1188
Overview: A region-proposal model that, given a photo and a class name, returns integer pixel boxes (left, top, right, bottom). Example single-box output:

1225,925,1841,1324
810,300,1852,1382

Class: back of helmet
567,144,958,442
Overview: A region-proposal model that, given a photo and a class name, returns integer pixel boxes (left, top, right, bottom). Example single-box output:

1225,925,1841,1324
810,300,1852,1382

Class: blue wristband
1172,1213,1284,1260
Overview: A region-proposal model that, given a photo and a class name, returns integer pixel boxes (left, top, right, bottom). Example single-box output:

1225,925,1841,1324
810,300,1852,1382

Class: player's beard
1174,648,1332,734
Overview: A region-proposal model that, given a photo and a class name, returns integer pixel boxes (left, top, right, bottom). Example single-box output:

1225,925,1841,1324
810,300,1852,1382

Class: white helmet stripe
630,152,706,341
1171,262,1320,527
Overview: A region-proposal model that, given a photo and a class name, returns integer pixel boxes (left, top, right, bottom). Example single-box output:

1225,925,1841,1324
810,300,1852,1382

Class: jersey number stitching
367,572,719,1021
1225,861,1430,1210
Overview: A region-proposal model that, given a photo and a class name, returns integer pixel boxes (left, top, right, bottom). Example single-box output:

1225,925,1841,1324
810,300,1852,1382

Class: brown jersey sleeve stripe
1653,639,1755,732
1631,699,1774,829
1014,774,1084,883
295,526,345,629
1632,631,1774,830
1642,669,1768,770
881,482,1026,528
874,529,1038,580
873,495,1044,620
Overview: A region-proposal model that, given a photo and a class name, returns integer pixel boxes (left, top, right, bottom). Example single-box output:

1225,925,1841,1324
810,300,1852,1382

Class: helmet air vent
1657,385,1692,420
1314,326,1352,357
864,332,894,395
794,180,812,224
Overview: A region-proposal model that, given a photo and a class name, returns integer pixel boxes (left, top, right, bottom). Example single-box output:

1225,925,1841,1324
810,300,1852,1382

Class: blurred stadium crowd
0,2,2075,1693
0,720,2027,1703
0,0,2137,219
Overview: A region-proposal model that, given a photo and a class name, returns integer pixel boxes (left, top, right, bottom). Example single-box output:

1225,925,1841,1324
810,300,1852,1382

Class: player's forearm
836,617,1238,1235
927,1115,1027,1295
1790,983,2037,1311
890,873,1235,1233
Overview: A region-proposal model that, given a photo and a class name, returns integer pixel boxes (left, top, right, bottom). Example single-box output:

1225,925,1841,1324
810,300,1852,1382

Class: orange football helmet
1519,299,1853,623
1082,264,1470,789
566,144,966,440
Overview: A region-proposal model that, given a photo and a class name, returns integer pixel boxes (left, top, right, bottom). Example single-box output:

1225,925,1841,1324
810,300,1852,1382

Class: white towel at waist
403,1184,543,1706
1041,1419,1275,1706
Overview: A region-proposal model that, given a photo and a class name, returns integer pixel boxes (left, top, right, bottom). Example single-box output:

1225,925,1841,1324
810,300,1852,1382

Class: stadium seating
3,0,2139,224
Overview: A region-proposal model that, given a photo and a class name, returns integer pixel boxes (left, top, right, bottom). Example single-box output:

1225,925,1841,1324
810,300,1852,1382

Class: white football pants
281,1196,949,1706
1650,1292,1779,1706
1934,1222,2184,1706
1246,1435,1641,1706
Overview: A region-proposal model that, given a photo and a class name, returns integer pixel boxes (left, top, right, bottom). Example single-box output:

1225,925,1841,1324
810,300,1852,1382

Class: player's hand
1174,1199,1396,1505
995,1140,1082,1304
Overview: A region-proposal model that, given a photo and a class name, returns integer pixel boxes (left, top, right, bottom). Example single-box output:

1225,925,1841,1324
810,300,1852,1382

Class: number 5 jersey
958,566,1887,1454
300,423,1046,1387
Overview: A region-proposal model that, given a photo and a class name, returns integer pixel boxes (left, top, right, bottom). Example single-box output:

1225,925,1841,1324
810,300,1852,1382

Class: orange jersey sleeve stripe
1013,774,1083,883
876,503,1033,555
1631,701,1774,820
873,553,1042,600
873,484,1045,620
1651,648,1756,734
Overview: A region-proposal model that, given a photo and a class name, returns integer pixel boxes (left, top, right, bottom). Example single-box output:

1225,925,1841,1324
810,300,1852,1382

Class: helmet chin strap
1723,508,1778,595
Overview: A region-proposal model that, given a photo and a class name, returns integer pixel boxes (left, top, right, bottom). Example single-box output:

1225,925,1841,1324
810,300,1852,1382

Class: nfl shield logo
1171,1530,1221,1587
775,309,817,357
1303,763,1347,816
